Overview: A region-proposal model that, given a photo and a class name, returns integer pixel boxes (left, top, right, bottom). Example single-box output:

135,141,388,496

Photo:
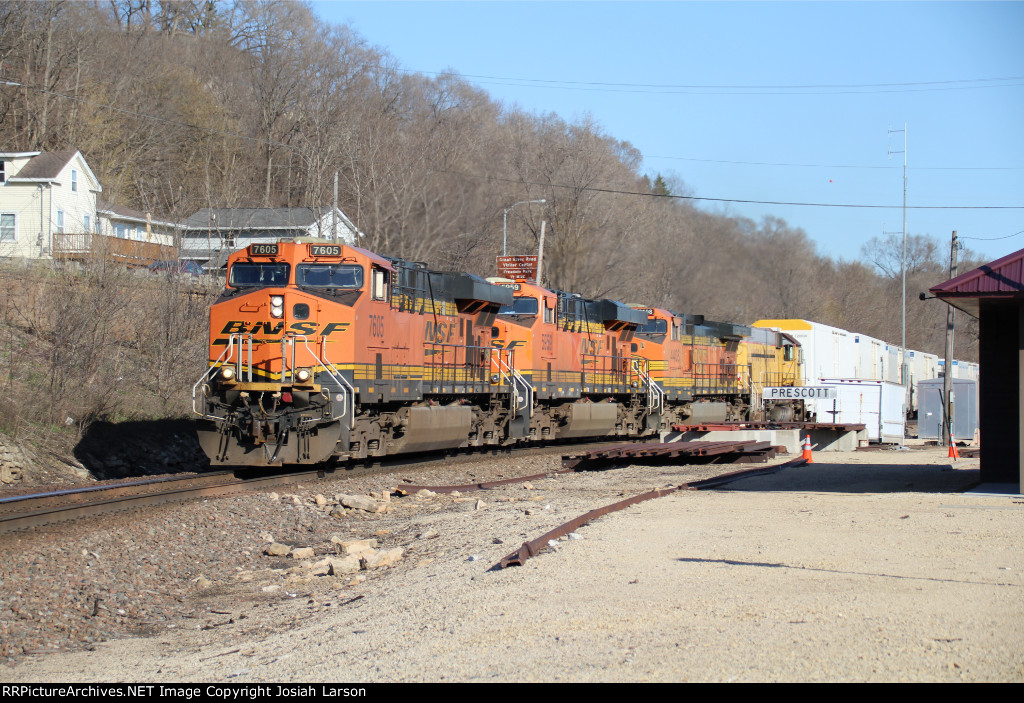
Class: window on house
83,215,90,232
0,213,15,241
0,162,5,184
56,210,64,233
71,169,78,192
115,223,127,239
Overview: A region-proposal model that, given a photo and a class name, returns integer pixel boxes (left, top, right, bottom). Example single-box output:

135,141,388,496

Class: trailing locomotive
193,239,805,466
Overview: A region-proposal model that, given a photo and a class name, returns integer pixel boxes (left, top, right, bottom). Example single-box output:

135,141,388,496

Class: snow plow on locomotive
193,240,806,467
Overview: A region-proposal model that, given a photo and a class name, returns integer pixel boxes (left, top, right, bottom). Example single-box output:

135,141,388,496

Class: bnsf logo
219,321,350,336
425,320,457,343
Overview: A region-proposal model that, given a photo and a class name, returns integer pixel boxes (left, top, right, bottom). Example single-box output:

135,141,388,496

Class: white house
180,207,362,267
0,150,101,258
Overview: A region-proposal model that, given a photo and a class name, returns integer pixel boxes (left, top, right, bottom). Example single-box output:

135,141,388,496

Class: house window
0,213,15,241
115,223,127,239
83,214,90,231
56,210,64,233
71,169,78,192
0,162,5,184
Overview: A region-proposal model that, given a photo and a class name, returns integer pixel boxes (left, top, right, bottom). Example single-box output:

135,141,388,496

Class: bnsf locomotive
193,239,803,466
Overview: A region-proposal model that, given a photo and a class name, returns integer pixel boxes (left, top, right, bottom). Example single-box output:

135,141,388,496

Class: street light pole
502,199,546,257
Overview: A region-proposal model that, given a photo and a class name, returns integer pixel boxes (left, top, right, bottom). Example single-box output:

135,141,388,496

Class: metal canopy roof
929,247,1024,318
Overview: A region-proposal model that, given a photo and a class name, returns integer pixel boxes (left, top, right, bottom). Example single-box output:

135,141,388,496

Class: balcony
52,232,176,266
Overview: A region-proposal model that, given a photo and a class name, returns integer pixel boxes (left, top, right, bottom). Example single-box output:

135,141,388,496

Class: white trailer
907,350,939,415
818,378,907,443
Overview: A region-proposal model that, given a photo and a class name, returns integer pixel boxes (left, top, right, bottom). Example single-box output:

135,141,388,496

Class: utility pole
502,199,546,257
535,220,547,286
332,171,338,243
942,230,959,447
888,124,908,387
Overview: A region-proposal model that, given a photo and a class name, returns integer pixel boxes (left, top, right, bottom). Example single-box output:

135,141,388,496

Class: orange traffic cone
801,435,814,463
948,438,959,460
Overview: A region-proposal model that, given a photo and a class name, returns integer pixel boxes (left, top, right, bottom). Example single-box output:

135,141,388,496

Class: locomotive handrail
489,348,533,419
580,352,634,383
315,337,356,430
192,333,254,418
693,362,743,389
423,341,497,385
630,358,664,415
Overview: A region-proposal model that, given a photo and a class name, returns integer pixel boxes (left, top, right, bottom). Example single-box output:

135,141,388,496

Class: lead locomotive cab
194,239,374,466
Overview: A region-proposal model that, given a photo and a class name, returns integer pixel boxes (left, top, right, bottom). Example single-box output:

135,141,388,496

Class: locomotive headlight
220,366,235,381
270,296,284,319
295,368,312,383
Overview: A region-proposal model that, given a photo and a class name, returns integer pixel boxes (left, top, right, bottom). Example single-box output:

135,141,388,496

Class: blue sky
310,1,1024,265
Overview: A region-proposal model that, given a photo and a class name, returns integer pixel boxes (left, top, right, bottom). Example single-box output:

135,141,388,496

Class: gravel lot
2,443,1022,682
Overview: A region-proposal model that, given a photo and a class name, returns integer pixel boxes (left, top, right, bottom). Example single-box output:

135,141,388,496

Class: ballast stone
336,494,384,512
308,557,360,577
265,543,291,557
331,537,377,555
328,555,362,575
360,547,404,570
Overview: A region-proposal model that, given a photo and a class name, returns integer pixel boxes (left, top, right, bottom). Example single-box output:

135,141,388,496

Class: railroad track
0,439,623,534
0,438,784,534
0,470,314,534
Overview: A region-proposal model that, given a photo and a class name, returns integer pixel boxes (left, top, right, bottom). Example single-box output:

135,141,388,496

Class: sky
310,1,1024,265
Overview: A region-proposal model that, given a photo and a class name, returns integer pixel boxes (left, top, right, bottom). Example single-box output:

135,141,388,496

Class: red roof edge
930,247,1024,297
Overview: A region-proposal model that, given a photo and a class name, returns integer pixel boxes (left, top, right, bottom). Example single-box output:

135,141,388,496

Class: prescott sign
762,386,837,400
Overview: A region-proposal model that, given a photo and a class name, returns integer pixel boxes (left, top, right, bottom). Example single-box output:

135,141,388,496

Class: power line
406,69,1024,95
960,229,1024,242
5,77,1023,211
642,155,1024,171
431,167,1024,210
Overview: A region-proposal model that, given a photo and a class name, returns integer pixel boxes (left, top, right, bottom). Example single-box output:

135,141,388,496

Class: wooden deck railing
52,233,176,265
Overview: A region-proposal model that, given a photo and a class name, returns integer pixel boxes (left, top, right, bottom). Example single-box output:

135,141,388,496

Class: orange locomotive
194,239,517,465
487,279,654,442
630,307,743,424
629,307,803,424
194,240,804,467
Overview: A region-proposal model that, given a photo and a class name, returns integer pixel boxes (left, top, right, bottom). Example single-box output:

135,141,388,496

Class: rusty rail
396,471,573,496
561,439,780,470
496,457,809,569
671,421,866,432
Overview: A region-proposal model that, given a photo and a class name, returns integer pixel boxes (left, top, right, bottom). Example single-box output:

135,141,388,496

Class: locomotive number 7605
369,314,385,339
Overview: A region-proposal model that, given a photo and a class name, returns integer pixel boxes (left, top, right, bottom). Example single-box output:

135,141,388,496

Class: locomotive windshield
296,264,363,289
498,296,539,316
229,262,290,287
636,318,668,335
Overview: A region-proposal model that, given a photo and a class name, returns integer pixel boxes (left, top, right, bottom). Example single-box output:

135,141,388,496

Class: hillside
0,260,215,486
0,1,981,355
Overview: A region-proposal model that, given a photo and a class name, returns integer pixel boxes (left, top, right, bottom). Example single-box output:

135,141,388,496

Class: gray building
180,207,362,267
